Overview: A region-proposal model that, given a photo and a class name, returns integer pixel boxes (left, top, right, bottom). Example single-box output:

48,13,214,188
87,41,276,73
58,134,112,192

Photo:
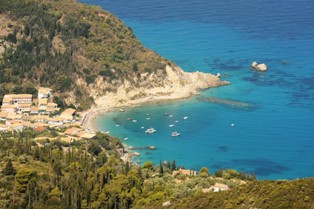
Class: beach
81,65,229,133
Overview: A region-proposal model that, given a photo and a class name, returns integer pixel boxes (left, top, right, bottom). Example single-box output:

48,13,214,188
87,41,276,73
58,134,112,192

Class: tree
15,168,37,193
198,167,210,177
159,160,164,176
171,160,176,171
2,159,16,176
143,161,153,170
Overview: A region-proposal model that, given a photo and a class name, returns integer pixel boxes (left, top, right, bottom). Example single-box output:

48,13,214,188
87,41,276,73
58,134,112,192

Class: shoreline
80,91,202,133
80,65,229,132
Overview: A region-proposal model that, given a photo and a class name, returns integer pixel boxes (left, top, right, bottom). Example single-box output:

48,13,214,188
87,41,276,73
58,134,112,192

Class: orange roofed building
172,168,197,176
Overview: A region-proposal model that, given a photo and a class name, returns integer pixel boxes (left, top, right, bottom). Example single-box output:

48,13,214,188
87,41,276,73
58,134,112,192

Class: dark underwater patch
211,158,289,177
198,96,259,111
217,146,228,153
230,158,289,176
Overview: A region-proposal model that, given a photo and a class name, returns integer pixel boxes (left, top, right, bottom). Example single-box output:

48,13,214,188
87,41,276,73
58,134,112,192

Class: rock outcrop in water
252,61,267,71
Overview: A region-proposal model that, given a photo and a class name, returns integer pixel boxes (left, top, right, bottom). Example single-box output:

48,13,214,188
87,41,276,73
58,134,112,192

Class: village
0,87,96,141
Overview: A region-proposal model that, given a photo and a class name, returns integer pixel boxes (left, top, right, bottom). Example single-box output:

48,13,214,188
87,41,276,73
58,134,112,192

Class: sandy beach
80,65,229,133
81,90,200,133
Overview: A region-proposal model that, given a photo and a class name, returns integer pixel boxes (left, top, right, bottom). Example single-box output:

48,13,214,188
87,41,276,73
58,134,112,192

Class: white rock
257,63,267,71
162,201,171,207
251,61,258,68
252,61,267,71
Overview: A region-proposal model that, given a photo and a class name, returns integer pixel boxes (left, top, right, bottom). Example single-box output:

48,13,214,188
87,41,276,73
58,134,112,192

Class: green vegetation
0,0,169,109
0,129,313,209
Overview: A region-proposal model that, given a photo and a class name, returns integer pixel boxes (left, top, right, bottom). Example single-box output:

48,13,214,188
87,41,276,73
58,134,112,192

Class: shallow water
81,0,314,179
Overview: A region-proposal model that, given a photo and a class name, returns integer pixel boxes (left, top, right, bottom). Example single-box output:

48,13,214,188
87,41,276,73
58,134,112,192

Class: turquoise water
81,0,314,179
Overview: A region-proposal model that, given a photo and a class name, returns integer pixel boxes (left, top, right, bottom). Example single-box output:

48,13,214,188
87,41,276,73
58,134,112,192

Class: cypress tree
2,159,16,176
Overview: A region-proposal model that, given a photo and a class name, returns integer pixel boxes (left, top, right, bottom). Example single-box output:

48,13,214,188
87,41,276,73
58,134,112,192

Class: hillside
136,178,314,209
0,0,227,110
0,129,313,209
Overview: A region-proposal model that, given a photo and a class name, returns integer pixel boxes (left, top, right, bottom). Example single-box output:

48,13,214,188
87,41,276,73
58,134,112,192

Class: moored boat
171,131,181,137
145,128,156,134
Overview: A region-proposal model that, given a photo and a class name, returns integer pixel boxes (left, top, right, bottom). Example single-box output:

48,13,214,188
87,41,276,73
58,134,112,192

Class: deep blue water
80,0,314,179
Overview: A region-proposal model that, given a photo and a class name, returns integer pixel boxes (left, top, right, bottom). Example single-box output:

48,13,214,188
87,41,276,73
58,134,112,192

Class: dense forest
0,0,169,109
0,129,313,209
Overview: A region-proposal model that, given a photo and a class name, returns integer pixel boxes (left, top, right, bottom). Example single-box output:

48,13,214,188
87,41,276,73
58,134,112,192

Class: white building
38,87,52,99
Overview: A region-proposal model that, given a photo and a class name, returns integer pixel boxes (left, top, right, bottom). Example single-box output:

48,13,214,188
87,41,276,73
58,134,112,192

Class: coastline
81,65,229,133
81,90,202,133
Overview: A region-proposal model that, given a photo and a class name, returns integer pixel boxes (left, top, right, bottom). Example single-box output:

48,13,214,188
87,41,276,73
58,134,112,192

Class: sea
80,0,314,180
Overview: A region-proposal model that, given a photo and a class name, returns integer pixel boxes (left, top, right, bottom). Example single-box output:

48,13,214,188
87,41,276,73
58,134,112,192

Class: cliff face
89,65,228,108
0,0,228,109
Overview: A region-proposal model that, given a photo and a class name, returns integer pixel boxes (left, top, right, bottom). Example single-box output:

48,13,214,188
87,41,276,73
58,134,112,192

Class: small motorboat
171,131,181,137
132,120,137,123
183,116,188,120
145,128,156,134
169,124,174,127
124,137,128,141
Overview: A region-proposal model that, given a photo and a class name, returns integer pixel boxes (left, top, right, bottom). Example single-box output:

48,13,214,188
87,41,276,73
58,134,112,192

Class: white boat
169,124,174,127
132,120,137,123
183,116,188,120
145,128,156,134
169,115,173,118
124,137,128,141
171,131,181,137
175,120,179,123
115,124,120,127
146,117,151,120
141,126,145,129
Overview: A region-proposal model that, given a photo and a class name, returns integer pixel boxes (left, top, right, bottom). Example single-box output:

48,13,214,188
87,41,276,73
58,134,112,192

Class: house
17,103,31,113
38,98,48,113
6,113,22,121
60,108,76,121
9,122,24,132
47,117,64,125
212,183,229,192
0,112,8,121
47,102,59,113
1,104,16,113
30,106,39,115
1,94,32,113
64,127,82,136
38,87,52,99
5,94,32,104
172,168,197,176
2,95,13,105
